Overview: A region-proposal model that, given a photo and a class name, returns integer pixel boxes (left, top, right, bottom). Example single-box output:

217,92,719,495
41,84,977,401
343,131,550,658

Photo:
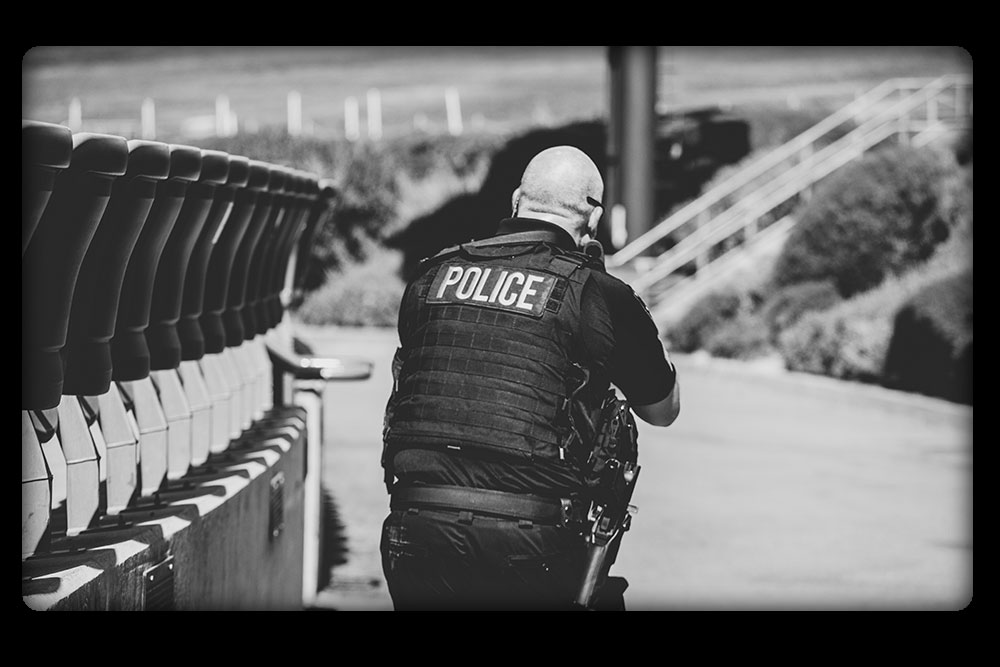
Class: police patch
426,262,556,318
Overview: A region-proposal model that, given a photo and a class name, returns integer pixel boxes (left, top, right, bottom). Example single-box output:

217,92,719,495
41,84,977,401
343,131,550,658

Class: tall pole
606,47,625,251
621,46,657,251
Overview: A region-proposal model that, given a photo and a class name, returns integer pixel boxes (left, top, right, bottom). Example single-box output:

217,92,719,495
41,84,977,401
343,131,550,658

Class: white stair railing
610,74,971,319
609,74,971,271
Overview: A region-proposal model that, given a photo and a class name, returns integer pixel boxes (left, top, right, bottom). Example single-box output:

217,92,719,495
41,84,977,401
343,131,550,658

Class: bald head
512,146,604,244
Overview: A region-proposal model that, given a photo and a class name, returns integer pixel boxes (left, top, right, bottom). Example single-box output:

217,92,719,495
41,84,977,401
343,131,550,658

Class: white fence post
345,97,360,141
141,98,156,140
68,97,82,131
446,87,463,136
216,95,230,137
288,90,302,136
367,88,382,140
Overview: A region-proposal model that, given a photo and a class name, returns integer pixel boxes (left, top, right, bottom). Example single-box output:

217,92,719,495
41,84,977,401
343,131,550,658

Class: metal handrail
607,74,969,269
628,77,962,295
648,215,797,320
631,123,895,293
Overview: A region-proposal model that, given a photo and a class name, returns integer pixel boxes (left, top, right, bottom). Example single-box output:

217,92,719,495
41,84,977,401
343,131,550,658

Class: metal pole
606,47,625,251
621,46,657,250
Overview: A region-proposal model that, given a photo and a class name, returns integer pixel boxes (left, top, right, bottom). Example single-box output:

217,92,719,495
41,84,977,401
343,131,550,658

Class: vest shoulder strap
416,244,462,274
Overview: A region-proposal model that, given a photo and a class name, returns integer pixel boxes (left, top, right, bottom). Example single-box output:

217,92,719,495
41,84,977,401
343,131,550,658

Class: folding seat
60,140,171,528
262,170,319,333
219,163,287,431
177,154,251,468
203,164,311,466
200,159,271,451
22,120,73,255
110,144,201,501
244,166,304,414
22,131,128,556
290,178,339,308
145,149,230,483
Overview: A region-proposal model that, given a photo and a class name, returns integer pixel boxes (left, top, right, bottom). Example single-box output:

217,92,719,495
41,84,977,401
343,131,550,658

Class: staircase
606,74,973,328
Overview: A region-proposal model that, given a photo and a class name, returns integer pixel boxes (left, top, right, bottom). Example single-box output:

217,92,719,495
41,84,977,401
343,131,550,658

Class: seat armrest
267,343,372,381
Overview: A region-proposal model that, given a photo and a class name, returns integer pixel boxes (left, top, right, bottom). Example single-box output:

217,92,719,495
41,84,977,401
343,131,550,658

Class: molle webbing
387,246,591,462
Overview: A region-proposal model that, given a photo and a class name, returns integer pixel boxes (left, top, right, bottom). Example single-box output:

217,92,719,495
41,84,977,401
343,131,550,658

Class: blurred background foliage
668,142,972,404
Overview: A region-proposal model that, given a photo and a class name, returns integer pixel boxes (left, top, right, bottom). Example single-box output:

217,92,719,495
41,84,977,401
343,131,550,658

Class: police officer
380,145,680,610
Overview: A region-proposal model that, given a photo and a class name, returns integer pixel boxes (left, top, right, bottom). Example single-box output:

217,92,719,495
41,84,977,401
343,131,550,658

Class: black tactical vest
385,233,606,466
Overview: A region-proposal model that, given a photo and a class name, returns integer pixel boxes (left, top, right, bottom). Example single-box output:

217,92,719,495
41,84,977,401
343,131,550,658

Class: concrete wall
23,407,306,611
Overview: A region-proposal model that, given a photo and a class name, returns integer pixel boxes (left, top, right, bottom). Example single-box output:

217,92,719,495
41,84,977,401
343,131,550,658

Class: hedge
666,287,745,353
883,270,972,404
294,249,405,328
772,144,961,297
758,280,842,339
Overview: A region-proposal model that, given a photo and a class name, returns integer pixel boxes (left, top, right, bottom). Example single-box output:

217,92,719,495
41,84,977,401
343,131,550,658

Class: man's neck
513,209,581,245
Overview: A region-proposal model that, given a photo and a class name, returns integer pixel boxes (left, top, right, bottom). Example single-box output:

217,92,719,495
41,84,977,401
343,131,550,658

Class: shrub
294,250,405,327
883,270,972,404
775,236,972,390
772,144,960,297
666,287,745,353
778,309,893,383
204,128,503,292
758,280,842,338
702,312,774,360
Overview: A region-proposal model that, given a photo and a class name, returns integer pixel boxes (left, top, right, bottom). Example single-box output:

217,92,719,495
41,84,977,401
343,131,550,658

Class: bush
775,236,971,390
203,128,503,292
666,287,745,353
702,312,774,360
772,144,961,297
758,280,842,338
778,310,893,383
294,250,405,327
883,270,972,404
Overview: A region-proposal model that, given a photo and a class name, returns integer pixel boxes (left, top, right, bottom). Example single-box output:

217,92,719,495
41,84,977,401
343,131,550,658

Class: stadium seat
22,120,73,255
62,139,171,520
222,163,287,431
245,166,305,415
21,121,372,610
267,170,322,330
291,178,338,305
111,144,201,498
178,155,251,466
22,131,128,552
200,159,270,449
146,149,230,481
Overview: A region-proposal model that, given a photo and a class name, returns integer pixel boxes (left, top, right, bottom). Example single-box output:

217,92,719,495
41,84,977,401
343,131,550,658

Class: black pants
380,506,591,611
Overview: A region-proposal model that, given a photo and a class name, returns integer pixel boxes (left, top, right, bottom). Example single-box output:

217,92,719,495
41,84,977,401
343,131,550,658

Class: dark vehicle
653,105,751,218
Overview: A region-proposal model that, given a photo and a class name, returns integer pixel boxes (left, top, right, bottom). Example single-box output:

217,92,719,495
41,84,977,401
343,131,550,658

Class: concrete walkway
297,324,972,611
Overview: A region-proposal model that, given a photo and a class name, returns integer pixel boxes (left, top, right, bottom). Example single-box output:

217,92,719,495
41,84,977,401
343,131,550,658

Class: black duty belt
391,484,574,525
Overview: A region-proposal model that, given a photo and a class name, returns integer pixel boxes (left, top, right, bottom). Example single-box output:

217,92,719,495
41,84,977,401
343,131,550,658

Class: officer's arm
596,275,680,428
633,379,680,426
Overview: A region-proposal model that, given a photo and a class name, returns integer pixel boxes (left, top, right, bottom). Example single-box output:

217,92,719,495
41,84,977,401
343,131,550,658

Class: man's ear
511,188,521,216
586,205,602,239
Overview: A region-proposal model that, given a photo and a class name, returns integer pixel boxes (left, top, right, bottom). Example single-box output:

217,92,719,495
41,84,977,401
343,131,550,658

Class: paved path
298,325,972,611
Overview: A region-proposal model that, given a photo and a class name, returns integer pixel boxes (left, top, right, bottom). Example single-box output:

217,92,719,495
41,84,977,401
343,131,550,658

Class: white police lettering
428,263,556,317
